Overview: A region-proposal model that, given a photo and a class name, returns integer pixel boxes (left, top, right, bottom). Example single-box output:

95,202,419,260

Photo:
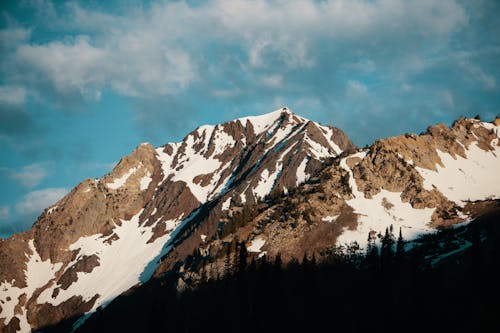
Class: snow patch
47,206,58,214
106,167,137,190
238,109,284,135
296,157,309,186
337,152,435,248
222,197,232,211
317,125,343,155
415,139,500,206
201,234,207,242
322,215,338,223
0,240,62,332
139,172,152,191
253,169,277,200
247,238,266,253
304,134,336,159
37,210,173,314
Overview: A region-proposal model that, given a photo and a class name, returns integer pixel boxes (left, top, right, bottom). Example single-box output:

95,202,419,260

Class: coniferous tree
396,227,405,261
236,241,248,274
274,252,283,268
366,232,380,272
381,226,395,270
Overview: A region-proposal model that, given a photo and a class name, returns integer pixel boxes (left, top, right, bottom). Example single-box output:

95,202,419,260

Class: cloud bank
1,0,499,144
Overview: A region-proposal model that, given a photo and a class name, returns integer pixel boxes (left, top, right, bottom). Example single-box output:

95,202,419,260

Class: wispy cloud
15,187,68,218
1,0,469,104
347,80,368,96
0,206,9,220
11,163,47,187
0,86,27,105
1,163,48,187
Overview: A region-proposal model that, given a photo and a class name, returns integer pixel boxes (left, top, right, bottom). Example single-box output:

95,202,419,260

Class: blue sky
0,0,499,237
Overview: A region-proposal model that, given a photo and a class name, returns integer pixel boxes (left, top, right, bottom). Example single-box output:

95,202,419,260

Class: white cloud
459,61,496,90
2,0,468,103
16,36,109,100
260,75,283,88
0,206,9,220
0,86,27,105
15,187,68,218
0,27,31,47
6,163,48,187
347,80,368,96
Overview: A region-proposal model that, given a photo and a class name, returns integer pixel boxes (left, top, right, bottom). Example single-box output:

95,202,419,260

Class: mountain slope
0,111,499,332
171,116,500,271
0,108,355,332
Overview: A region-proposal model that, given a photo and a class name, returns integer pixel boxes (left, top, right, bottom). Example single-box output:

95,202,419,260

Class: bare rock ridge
0,108,355,332
0,110,499,332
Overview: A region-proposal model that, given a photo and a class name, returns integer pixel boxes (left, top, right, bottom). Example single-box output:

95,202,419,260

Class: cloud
2,0,469,103
15,187,68,218
347,80,368,96
5,163,48,187
459,61,496,90
0,206,9,220
260,75,283,88
0,86,27,105
15,36,109,101
1,0,498,147
0,187,67,238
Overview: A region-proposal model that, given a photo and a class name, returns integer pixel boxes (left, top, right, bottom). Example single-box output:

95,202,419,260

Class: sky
0,0,499,238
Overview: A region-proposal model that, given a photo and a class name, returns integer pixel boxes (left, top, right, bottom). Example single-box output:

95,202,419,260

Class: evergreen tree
366,232,380,272
381,226,395,270
396,227,405,260
236,241,248,274
274,252,283,268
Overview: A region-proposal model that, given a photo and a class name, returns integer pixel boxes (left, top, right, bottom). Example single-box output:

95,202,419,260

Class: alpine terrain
0,108,499,332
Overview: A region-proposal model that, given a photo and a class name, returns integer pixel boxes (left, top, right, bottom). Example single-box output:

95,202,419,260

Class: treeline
46,212,500,333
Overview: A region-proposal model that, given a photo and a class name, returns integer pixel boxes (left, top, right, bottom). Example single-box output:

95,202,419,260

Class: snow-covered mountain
0,109,499,332
0,108,355,332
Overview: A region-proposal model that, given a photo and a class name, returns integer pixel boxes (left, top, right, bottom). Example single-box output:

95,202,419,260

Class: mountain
0,109,499,332
0,108,355,332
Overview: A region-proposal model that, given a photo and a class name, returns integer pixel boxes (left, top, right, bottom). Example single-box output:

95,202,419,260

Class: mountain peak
236,107,305,135
0,107,422,332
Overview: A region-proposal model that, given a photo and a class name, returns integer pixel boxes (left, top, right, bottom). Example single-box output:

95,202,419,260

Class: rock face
0,108,355,332
0,109,499,332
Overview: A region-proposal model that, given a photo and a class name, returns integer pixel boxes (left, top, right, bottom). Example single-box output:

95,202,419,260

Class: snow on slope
1,107,353,332
106,166,137,189
37,210,174,312
252,142,297,199
238,109,285,135
296,157,310,186
247,237,266,253
335,152,436,247
0,241,62,332
416,134,500,206
155,107,345,205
